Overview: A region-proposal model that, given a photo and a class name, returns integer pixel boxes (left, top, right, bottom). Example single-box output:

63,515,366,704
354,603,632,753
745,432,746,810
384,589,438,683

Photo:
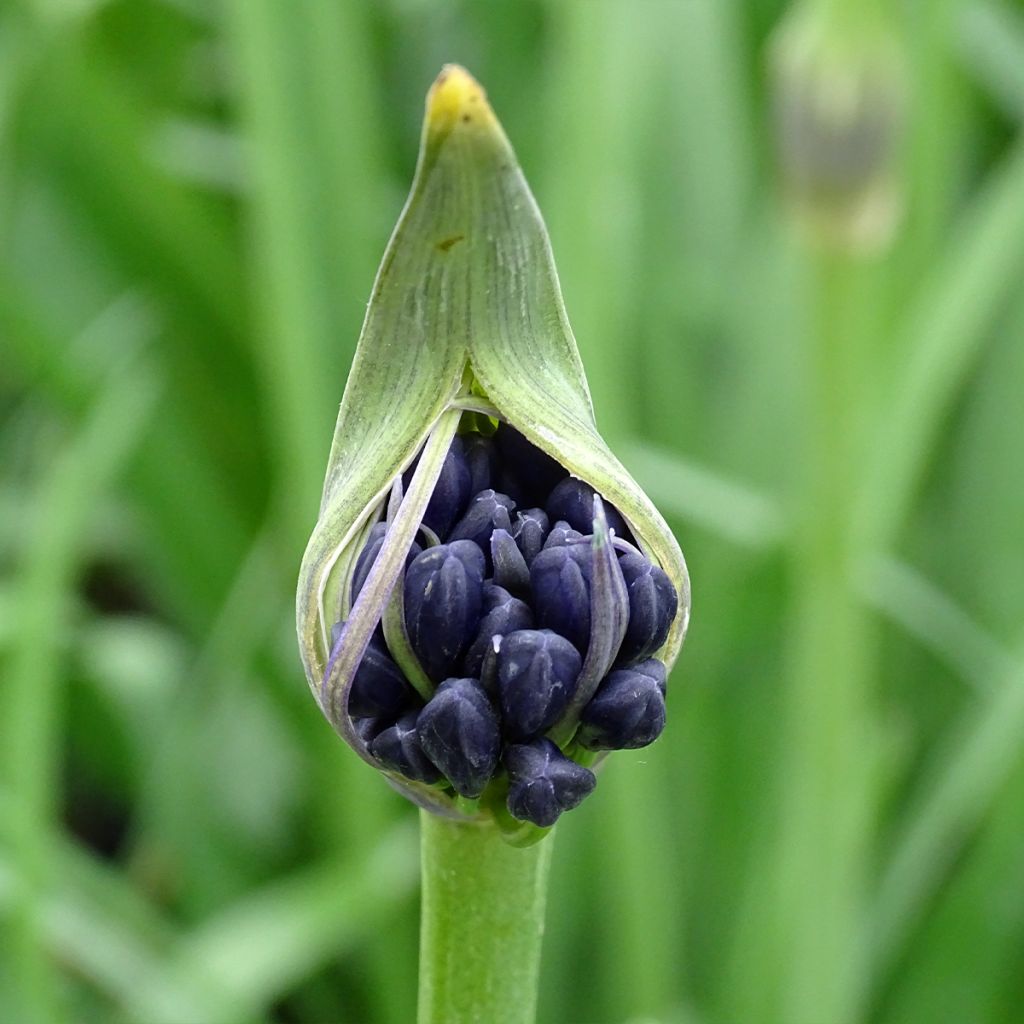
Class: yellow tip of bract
426,64,495,139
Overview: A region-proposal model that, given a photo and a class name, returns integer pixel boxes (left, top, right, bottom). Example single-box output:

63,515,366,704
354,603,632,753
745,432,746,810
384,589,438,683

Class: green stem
418,812,554,1024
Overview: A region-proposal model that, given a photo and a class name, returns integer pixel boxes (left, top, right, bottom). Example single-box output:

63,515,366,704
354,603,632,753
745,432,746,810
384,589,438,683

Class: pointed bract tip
426,64,494,137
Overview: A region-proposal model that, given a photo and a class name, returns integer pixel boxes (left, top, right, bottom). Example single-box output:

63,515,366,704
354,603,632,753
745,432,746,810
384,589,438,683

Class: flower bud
448,489,516,558
463,584,534,677
616,550,679,666
511,508,550,565
346,633,417,719
296,65,690,840
505,738,596,828
490,528,530,596
421,435,472,537
404,541,486,683
577,664,667,751
351,523,422,601
530,544,592,655
771,2,906,252
543,521,585,550
418,678,501,799
496,629,582,741
370,710,442,784
463,435,496,495
546,477,628,540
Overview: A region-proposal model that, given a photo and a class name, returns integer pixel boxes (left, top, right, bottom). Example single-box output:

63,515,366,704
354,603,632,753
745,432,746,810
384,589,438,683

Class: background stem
418,812,554,1024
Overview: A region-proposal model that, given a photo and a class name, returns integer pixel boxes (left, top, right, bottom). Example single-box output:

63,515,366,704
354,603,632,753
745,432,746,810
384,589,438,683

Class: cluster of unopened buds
297,64,689,844
331,422,678,829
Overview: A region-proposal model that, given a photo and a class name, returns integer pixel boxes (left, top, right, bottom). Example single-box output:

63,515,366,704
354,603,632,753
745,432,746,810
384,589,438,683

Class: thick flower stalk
297,66,689,847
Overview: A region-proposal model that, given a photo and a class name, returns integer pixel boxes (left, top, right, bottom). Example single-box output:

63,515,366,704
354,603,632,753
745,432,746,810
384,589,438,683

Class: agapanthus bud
463,584,534,677
543,520,585,550
463,435,496,495
370,710,442,784
449,489,516,554
490,528,530,596
505,739,596,827
346,633,417,719
404,541,486,683
351,523,422,601
546,477,628,540
296,65,690,841
530,544,592,655
616,550,679,666
577,664,667,751
421,436,472,537
511,508,550,565
496,629,582,741
417,678,501,799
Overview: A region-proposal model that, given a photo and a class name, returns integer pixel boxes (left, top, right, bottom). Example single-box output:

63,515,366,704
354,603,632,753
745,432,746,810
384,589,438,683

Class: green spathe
296,65,690,822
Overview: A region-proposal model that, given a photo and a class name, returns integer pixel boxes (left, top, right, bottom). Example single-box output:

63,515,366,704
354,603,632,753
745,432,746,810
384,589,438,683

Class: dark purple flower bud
511,507,550,565
496,629,582,740
543,520,585,550
404,541,486,682
545,477,629,540
494,424,567,507
370,710,442,784
616,551,679,665
631,657,668,696
577,666,667,750
529,544,592,654
351,522,422,601
352,715,386,746
463,434,496,495
463,584,534,677
418,678,501,798
491,528,530,596
505,738,596,827
421,436,472,538
349,634,417,718
448,490,516,553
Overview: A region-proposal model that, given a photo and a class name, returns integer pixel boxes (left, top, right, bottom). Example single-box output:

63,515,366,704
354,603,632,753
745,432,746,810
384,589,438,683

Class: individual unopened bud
370,710,442,784
771,1,906,252
421,436,472,537
404,541,486,682
511,508,550,565
496,629,582,741
351,523,423,602
491,528,530,596
448,489,516,554
616,550,678,666
463,584,534,677
543,520,584,550
577,665,667,750
348,633,417,719
630,657,668,696
418,678,501,798
530,544,592,655
505,738,596,827
546,477,628,540
463,435,496,495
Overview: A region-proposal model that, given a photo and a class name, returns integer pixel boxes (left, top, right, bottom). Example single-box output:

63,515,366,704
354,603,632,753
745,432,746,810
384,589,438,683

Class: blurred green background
3,1,1024,1022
